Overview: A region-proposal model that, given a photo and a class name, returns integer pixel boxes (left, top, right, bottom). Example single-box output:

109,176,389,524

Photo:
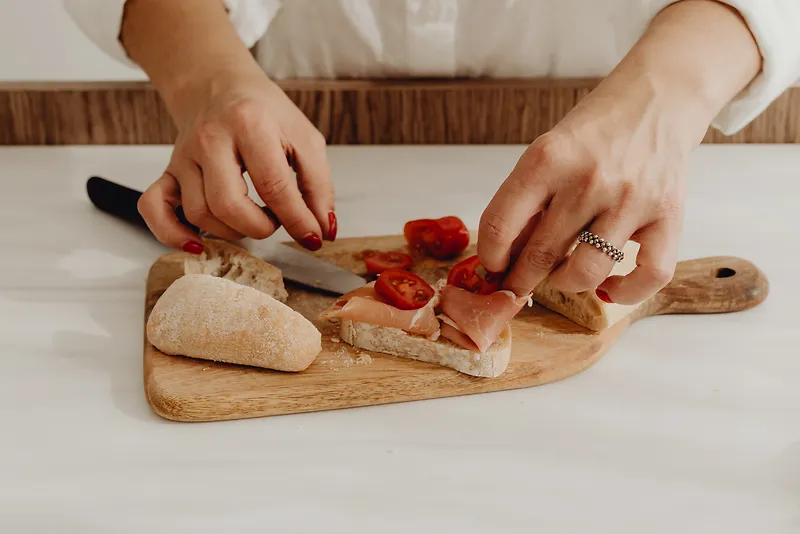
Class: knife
85,176,366,295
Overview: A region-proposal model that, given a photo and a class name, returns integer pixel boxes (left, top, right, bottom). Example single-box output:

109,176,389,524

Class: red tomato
446,255,503,295
374,269,435,310
364,251,414,275
403,219,439,255
403,216,470,260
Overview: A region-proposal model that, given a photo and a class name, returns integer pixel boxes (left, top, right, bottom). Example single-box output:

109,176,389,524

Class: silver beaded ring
578,230,624,263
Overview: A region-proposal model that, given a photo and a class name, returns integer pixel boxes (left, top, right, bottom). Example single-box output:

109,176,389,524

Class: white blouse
63,0,800,135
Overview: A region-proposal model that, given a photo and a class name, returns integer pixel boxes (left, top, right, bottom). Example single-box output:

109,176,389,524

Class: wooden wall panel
0,80,798,145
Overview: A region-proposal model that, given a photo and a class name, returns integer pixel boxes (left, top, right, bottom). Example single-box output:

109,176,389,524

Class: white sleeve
642,0,800,135
62,0,282,67
708,0,800,134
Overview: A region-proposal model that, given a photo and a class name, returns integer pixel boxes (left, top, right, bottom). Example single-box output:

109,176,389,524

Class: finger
260,205,282,231
198,130,279,240
502,189,599,297
477,143,553,273
137,172,203,253
238,128,324,250
507,212,543,268
547,209,639,293
291,133,337,241
170,160,245,241
598,217,681,305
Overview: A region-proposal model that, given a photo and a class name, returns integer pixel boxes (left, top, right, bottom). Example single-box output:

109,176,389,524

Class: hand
476,0,761,305
477,88,693,305
137,70,336,253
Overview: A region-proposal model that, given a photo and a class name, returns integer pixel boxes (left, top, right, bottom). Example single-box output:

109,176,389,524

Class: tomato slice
446,255,503,295
364,251,414,275
403,216,470,260
374,269,435,310
403,219,437,254
434,216,470,257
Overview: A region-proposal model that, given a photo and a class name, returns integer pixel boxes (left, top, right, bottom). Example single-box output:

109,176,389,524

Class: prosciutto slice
439,285,529,353
320,282,440,338
438,314,480,351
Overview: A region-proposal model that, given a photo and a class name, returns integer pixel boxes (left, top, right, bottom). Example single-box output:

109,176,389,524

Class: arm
120,0,263,124
61,0,273,74
477,0,774,305
606,0,762,139
683,0,800,134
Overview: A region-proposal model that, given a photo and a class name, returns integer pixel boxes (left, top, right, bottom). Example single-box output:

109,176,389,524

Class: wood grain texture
2,80,800,145
142,235,769,422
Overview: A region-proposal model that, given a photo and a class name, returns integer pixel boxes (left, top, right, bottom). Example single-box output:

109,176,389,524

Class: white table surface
1,144,798,533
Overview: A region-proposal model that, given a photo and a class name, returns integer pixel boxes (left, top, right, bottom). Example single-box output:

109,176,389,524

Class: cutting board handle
646,256,769,317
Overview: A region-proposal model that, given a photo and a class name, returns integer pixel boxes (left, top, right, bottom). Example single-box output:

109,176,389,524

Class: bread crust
183,238,288,303
532,241,640,331
339,319,511,378
147,274,321,372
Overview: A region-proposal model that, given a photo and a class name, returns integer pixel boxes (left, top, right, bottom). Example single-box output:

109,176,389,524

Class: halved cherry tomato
364,251,414,275
375,269,435,310
447,255,503,295
403,216,470,260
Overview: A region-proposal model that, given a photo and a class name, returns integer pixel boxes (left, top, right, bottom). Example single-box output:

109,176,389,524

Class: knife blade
85,176,366,295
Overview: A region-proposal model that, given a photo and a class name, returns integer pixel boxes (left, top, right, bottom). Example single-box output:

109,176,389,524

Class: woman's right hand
137,70,336,254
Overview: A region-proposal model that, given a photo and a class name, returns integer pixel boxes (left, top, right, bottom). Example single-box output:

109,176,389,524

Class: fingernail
596,289,613,304
300,233,322,251
327,212,338,241
182,240,203,255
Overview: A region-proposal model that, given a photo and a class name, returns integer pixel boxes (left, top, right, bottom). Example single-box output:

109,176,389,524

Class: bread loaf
183,238,288,303
147,274,321,372
532,241,640,331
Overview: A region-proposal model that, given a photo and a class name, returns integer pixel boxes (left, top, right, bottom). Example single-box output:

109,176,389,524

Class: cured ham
438,314,480,351
320,282,440,338
320,259,529,354
439,285,529,353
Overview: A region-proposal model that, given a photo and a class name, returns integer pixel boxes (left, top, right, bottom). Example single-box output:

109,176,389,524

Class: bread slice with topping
338,318,511,378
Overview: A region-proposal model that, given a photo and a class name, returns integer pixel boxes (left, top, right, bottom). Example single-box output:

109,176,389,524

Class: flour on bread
147,274,320,372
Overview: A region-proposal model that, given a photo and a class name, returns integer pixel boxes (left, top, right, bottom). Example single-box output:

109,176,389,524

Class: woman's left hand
476,0,762,306
477,74,708,305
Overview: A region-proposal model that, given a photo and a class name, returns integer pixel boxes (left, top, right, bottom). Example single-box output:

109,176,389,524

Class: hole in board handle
716,268,736,278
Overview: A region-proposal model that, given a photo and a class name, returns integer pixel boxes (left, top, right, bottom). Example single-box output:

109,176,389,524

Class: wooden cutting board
142,235,769,422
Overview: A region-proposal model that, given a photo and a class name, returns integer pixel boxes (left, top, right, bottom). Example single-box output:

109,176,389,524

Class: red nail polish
327,212,338,241
182,240,203,254
596,289,613,304
300,233,322,251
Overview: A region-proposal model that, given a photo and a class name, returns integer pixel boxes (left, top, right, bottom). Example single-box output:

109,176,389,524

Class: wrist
617,0,761,130
615,45,728,138
597,56,716,149
582,0,762,150
157,59,265,126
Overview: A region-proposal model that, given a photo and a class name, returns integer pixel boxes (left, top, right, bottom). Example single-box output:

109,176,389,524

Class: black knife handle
86,176,198,233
